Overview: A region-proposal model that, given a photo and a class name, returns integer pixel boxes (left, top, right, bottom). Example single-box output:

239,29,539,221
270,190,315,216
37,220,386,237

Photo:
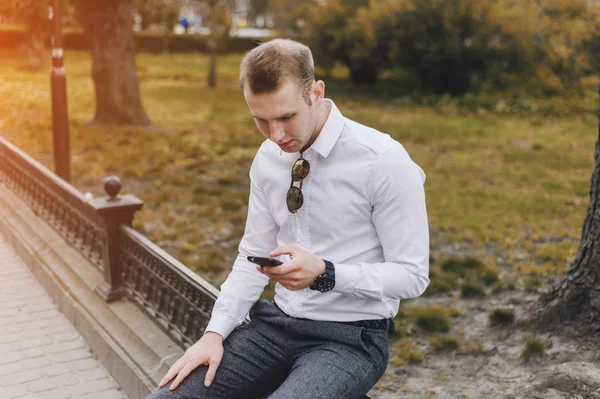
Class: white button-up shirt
205,99,430,339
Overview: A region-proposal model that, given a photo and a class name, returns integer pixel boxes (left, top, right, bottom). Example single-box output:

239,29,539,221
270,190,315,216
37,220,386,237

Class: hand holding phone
247,256,283,267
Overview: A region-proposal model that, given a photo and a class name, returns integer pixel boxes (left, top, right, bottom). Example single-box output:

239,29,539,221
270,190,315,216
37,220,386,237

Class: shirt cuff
332,262,361,297
204,314,238,340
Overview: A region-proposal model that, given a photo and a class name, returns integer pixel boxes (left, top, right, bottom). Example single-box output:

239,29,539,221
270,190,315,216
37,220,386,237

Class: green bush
489,308,515,326
429,335,460,352
303,0,600,96
521,336,545,362
460,282,485,298
304,0,384,84
423,265,454,296
441,257,484,277
414,307,451,333
480,267,500,286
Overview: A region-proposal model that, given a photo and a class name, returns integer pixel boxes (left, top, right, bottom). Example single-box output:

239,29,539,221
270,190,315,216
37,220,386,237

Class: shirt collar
305,99,344,159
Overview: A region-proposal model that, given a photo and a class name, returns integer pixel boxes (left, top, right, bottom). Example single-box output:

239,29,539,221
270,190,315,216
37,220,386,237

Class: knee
146,385,176,399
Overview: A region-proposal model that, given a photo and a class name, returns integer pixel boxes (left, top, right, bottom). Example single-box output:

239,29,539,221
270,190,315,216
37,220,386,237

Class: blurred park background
0,0,598,369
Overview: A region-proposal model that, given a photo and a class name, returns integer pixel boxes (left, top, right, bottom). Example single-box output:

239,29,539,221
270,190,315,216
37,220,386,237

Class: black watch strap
310,260,335,292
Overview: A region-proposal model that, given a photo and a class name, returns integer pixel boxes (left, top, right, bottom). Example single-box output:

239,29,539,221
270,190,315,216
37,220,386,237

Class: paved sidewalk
0,235,128,399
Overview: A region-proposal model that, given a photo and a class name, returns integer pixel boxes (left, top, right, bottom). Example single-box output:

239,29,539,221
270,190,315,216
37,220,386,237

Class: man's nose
269,122,285,143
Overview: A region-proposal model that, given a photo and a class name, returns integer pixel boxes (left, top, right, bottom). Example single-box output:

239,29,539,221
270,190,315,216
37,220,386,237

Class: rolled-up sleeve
333,143,430,302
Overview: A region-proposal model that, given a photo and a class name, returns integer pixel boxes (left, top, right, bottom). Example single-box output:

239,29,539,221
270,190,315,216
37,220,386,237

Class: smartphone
247,256,283,267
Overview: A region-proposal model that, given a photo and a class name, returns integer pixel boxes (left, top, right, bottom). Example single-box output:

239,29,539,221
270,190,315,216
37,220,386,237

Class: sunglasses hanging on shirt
287,156,310,213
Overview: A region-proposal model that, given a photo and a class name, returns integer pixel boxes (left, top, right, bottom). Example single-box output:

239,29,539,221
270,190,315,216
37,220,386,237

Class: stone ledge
0,183,184,399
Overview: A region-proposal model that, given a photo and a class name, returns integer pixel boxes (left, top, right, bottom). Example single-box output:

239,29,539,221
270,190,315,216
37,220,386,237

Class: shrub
480,267,500,286
429,335,460,352
461,340,484,353
413,306,451,333
424,266,454,295
521,336,545,362
304,0,385,84
492,280,517,294
441,257,484,277
392,338,425,366
524,276,543,292
489,308,515,326
460,282,486,298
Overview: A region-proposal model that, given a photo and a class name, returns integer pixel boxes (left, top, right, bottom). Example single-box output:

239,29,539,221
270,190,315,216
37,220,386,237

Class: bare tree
539,86,600,330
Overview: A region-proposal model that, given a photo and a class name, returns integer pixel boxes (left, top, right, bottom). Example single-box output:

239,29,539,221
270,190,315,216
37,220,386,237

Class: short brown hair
240,39,315,105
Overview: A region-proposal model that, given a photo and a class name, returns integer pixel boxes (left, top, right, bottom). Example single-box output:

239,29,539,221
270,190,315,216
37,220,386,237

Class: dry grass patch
391,338,425,366
429,334,461,352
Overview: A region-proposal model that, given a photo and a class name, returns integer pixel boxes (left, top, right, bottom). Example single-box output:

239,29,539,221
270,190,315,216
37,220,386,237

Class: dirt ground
368,239,600,399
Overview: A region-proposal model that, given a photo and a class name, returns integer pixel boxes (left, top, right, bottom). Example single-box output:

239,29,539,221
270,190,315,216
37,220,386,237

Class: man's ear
313,80,325,103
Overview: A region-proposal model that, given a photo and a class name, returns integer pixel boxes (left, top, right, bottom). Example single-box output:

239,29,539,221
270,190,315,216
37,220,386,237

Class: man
148,38,429,399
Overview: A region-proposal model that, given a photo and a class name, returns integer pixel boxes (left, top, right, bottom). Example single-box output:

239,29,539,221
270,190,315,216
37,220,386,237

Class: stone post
88,176,143,302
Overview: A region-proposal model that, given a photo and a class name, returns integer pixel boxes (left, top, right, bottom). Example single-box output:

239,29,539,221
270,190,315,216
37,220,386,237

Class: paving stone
23,347,46,358
1,322,24,334
24,356,52,370
0,332,22,345
68,358,99,372
48,332,81,343
19,317,66,331
0,307,21,318
0,360,24,377
16,335,53,350
42,363,71,378
0,342,22,354
83,389,128,399
0,382,29,398
0,317,15,327
28,377,58,393
0,368,42,387
49,349,92,364
41,387,73,398
76,367,109,382
45,339,86,355
68,378,118,396
0,351,24,365
53,373,80,387
21,302,57,314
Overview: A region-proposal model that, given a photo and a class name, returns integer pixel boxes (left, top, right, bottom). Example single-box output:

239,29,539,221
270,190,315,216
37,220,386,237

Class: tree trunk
538,85,600,329
72,0,152,126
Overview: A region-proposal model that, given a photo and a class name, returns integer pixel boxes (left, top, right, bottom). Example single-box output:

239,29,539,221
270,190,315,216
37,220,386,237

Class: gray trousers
147,299,390,399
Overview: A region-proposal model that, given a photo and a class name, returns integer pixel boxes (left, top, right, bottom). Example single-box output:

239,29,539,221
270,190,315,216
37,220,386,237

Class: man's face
244,79,319,153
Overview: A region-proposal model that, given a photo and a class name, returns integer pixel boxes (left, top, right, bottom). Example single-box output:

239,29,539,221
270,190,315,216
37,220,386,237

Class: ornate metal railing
0,136,105,270
0,135,218,349
121,226,218,347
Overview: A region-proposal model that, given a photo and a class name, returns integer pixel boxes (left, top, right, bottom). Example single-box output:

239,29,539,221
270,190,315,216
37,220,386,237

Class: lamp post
48,0,71,182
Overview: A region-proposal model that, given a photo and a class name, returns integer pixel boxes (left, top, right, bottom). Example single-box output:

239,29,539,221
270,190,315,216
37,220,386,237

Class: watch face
317,277,335,292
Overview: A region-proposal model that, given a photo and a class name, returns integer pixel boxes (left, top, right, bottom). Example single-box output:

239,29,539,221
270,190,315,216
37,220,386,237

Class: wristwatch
310,260,335,292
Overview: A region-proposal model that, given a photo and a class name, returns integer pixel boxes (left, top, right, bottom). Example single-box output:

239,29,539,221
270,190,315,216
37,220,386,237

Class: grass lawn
0,51,595,293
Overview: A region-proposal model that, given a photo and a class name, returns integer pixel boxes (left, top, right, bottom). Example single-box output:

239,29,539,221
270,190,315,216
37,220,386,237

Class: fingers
258,264,300,278
159,358,184,387
169,364,196,391
204,358,222,387
269,245,299,257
